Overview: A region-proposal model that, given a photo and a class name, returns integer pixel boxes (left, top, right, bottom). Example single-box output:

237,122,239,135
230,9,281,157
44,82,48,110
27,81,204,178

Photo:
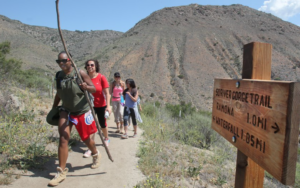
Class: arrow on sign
271,122,280,134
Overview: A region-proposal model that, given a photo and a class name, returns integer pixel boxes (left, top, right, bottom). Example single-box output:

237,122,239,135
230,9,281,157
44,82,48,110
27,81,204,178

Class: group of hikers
47,51,142,186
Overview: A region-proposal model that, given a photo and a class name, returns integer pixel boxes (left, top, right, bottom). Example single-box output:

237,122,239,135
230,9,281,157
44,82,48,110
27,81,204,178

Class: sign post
211,42,300,187
237,42,271,188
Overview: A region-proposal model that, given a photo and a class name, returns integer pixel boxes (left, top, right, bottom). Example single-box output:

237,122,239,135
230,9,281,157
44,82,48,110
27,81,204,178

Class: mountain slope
0,15,123,73
93,4,300,110
1,4,300,110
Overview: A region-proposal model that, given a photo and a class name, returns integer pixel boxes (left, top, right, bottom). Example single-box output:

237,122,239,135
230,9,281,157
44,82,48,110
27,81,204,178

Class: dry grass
136,103,300,188
136,103,236,187
0,86,59,185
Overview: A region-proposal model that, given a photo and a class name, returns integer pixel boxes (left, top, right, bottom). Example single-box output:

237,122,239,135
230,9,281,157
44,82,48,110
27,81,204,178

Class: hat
46,106,61,126
114,72,120,77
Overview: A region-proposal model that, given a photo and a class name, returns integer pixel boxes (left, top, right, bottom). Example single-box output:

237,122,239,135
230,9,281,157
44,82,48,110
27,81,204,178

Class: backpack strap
110,80,115,94
77,70,94,107
55,71,62,89
74,70,84,92
55,71,61,79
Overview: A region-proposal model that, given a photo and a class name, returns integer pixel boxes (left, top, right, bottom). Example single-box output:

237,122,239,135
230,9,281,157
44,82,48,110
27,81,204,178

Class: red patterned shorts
69,110,97,141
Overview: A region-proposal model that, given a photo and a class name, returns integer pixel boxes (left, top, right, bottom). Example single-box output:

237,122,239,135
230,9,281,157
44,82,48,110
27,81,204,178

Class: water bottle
104,111,109,119
120,95,125,106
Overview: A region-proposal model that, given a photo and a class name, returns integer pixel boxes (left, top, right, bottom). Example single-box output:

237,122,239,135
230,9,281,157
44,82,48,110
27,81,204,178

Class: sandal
115,129,120,133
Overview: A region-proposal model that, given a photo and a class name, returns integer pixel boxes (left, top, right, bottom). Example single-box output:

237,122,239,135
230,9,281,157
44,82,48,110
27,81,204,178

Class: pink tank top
112,85,123,101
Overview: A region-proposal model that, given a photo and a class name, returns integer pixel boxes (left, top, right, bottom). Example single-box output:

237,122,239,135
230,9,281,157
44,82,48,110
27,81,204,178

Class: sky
0,0,299,33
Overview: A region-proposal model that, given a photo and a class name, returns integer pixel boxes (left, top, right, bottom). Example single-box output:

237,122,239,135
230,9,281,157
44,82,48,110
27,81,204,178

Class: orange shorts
69,110,97,141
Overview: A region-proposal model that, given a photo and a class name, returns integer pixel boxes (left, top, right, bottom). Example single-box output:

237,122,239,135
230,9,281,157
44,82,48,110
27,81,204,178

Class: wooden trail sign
211,42,300,186
212,79,300,184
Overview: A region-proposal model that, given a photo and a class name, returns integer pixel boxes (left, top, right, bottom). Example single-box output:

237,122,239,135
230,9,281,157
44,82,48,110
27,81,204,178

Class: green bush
0,41,51,91
0,88,57,184
14,69,51,90
0,41,10,55
0,118,54,169
136,102,225,187
172,112,218,149
135,173,172,188
142,103,158,118
154,101,161,108
0,56,22,76
165,101,196,118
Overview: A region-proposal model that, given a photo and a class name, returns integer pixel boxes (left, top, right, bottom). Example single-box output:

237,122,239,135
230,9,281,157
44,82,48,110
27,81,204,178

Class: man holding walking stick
47,1,114,186
47,51,101,186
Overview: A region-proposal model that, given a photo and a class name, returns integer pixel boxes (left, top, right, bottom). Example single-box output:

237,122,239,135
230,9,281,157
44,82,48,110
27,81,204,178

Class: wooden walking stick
55,0,113,162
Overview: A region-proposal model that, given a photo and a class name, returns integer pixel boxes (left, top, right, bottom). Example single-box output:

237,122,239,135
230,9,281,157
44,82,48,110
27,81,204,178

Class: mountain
0,15,123,73
93,4,300,110
1,4,300,110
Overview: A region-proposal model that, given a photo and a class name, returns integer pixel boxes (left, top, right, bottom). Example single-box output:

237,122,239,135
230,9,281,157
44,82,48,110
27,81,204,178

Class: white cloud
258,0,300,20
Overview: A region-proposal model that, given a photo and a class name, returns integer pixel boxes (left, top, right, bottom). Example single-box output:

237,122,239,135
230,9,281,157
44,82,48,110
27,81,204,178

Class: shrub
14,69,51,90
0,41,51,91
136,102,227,187
135,173,172,188
154,101,161,108
0,41,10,55
142,103,158,118
172,112,218,149
178,74,184,79
0,117,54,173
165,101,196,118
0,57,22,75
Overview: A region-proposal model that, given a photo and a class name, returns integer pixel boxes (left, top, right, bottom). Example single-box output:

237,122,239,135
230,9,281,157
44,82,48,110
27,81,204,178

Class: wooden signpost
211,42,300,187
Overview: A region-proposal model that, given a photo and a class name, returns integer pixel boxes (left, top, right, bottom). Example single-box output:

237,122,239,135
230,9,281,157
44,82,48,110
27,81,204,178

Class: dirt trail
5,114,145,188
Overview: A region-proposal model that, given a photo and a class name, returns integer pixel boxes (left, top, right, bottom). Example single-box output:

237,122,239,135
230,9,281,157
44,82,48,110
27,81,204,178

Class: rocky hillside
93,4,300,110
0,15,122,73
1,4,300,110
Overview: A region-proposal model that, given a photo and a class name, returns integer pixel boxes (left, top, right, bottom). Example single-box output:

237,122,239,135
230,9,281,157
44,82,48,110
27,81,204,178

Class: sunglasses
56,58,70,64
115,76,120,78
86,64,95,67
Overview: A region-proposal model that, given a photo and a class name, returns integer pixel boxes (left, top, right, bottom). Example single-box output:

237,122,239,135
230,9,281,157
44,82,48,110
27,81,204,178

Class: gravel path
5,114,145,188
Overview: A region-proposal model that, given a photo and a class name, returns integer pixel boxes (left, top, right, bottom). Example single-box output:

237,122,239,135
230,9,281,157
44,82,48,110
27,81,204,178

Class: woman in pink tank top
110,72,125,133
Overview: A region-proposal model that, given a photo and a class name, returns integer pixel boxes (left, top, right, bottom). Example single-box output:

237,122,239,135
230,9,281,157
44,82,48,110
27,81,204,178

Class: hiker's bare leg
90,127,108,140
133,125,137,135
120,121,124,131
101,127,108,139
116,122,120,130
124,125,128,135
90,133,95,141
58,111,72,170
83,137,97,154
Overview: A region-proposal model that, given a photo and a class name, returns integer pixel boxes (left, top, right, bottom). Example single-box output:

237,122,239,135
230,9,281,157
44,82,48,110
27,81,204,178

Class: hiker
121,79,142,139
83,59,111,158
48,52,100,186
109,72,125,134
128,96,141,127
